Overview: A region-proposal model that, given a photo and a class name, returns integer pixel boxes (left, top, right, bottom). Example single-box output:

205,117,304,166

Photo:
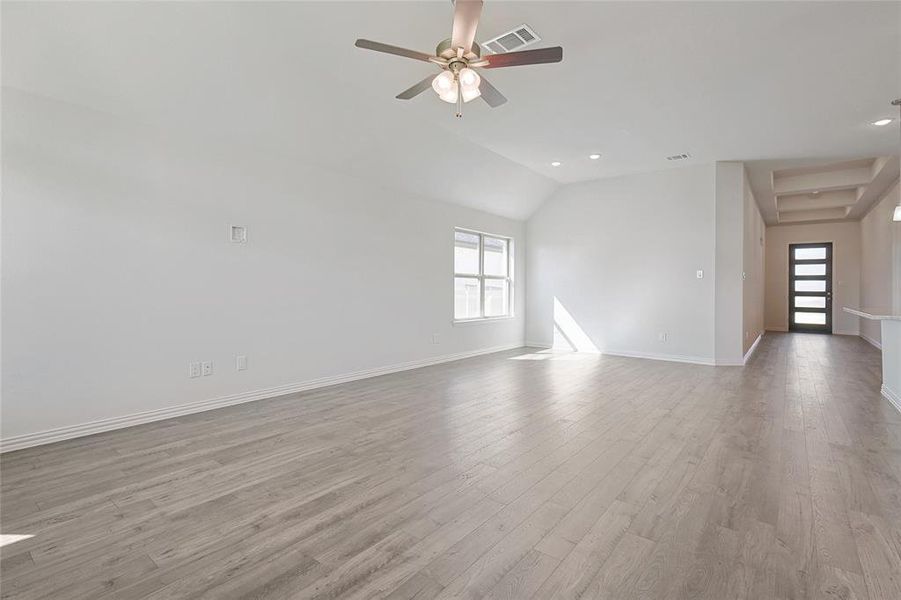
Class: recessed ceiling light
551,161,561,167
871,118,894,126
589,154,601,160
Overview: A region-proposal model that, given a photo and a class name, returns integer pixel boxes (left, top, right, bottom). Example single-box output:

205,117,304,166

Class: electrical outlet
658,333,668,342
236,355,247,371
696,270,704,279
201,361,212,376
431,333,440,345
188,362,201,378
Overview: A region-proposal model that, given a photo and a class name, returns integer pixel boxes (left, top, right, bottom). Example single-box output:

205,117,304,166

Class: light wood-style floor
2,333,900,599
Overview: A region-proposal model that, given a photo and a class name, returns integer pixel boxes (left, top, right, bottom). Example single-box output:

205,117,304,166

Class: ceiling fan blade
355,39,435,63
483,46,564,69
396,75,436,100
451,0,483,53
479,76,507,107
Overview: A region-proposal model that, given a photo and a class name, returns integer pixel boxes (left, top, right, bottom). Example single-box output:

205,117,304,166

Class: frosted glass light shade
458,68,480,90
432,71,455,95
436,86,481,104
432,70,481,103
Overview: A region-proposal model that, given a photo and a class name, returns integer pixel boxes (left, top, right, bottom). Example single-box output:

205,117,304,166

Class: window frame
453,228,514,323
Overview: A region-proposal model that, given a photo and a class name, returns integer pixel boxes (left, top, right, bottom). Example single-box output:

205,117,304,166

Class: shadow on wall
553,297,600,353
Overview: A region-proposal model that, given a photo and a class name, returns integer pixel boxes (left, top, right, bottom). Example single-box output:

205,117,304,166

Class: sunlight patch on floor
0,534,34,547
510,348,597,362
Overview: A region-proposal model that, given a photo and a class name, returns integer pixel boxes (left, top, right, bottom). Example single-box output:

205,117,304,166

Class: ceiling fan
355,0,563,118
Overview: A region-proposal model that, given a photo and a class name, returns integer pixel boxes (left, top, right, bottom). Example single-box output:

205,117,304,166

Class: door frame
788,242,833,334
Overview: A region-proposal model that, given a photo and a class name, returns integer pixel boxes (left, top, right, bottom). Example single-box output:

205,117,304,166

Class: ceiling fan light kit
432,67,481,105
354,0,563,118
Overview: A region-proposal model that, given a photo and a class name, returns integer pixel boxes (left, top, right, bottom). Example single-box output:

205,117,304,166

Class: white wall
714,162,745,365
742,175,766,354
860,180,900,346
1,89,526,442
858,177,901,406
764,221,861,335
526,165,718,364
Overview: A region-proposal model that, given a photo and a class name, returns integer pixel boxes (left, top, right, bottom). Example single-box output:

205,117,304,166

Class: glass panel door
788,242,832,334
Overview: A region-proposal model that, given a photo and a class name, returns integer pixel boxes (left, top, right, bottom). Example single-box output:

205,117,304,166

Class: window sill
453,316,516,326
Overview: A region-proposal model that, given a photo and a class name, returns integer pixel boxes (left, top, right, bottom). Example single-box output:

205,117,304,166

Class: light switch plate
236,355,247,371
188,362,201,378
696,270,704,279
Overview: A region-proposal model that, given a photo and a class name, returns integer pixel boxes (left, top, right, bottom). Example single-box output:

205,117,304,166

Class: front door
788,242,832,334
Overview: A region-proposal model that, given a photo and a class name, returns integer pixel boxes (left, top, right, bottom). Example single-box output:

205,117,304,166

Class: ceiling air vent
481,24,541,54
666,153,692,161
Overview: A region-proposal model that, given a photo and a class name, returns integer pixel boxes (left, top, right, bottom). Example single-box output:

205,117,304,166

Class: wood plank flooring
2,332,900,599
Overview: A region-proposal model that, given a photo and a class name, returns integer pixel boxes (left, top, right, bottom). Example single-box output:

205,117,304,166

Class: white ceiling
3,1,899,220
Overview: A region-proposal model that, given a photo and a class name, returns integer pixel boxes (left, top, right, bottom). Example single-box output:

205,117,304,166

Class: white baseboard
600,349,716,366
524,340,552,348
743,332,764,365
883,384,901,415
0,343,523,453
861,333,883,350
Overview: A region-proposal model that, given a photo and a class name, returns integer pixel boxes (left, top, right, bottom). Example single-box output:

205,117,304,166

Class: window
454,229,513,320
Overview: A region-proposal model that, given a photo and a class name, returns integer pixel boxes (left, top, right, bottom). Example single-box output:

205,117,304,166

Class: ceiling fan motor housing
437,38,482,60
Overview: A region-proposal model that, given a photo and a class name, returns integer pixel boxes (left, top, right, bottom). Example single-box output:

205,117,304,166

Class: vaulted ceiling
3,1,899,220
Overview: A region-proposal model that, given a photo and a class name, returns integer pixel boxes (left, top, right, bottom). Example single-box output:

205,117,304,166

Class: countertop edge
843,307,901,321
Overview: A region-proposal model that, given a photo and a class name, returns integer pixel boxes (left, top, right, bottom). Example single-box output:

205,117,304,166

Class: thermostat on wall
230,225,247,244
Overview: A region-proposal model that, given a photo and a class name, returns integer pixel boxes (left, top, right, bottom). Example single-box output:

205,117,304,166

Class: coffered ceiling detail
769,157,899,225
